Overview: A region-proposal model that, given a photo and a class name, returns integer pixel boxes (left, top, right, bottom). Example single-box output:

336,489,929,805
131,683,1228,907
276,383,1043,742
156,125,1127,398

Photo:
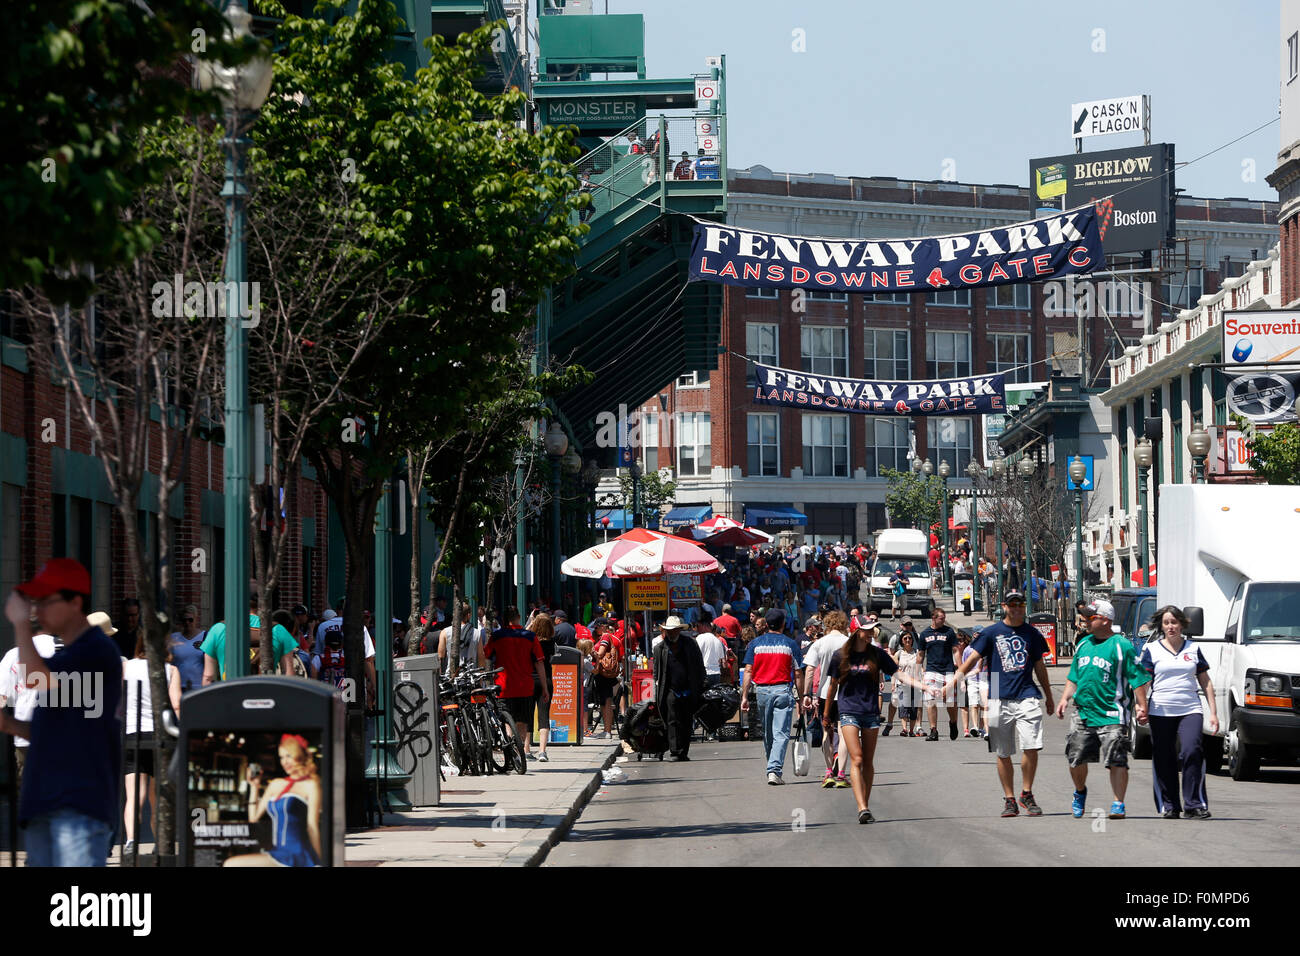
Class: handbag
792,712,810,777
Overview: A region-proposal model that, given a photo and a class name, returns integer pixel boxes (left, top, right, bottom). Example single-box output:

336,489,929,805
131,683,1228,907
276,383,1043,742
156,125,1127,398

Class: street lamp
1134,437,1153,587
198,1,273,681
629,461,643,528
1018,455,1036,613
990,458,1006,607
544,422,569,611
1069,456,1088,612
938,460,951,596
1187,422,1211,484
967,462,983,614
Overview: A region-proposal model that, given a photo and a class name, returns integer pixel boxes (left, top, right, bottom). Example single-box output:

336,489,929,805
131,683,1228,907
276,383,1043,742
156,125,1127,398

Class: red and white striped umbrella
691,515,773,548
561,528,668,579
609,535,720,577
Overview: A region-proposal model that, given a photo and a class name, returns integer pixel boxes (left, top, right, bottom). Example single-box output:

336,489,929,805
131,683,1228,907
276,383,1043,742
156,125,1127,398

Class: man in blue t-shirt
918,607,961,741
2,559,121,866
945,591,1055,819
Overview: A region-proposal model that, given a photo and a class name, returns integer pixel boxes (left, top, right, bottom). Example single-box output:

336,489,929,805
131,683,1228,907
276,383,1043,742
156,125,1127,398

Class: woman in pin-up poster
224,734,322,867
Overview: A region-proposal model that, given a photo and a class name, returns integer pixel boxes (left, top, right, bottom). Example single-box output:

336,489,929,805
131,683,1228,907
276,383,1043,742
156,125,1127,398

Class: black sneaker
1018,790,1042,816
1185,807,1212,820
882,724,892,737
926,729,939,741
1001,797,1019,818
1162,808,1181,819
949,723,959,740
858,808,875,824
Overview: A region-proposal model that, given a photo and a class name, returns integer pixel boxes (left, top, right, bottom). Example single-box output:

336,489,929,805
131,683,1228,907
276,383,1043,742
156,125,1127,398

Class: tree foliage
1234,415,1300,485
881,467,942,532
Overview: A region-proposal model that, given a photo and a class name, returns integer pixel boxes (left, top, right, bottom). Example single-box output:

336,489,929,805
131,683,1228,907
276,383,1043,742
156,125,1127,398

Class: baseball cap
1085,598,1116,621
292,604,308,616
1003,590,1026,604
16,558,91,599
554,609,568,620
321,609,337,621
764,608,786,630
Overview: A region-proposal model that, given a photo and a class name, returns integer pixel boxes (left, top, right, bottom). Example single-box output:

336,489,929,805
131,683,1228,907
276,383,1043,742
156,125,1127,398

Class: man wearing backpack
889,568,910,621
588,621,622,739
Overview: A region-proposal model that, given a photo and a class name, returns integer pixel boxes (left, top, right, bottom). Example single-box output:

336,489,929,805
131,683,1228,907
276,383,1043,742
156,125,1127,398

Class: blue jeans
25,809,113,867
756,684,795,776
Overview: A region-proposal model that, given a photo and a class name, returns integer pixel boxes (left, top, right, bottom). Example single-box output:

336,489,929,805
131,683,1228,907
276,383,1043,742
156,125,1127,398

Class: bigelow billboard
1070,95,1147,139
1029,144,1174,254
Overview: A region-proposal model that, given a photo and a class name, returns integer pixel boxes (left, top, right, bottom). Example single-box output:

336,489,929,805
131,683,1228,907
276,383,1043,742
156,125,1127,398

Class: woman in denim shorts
822,623,927,824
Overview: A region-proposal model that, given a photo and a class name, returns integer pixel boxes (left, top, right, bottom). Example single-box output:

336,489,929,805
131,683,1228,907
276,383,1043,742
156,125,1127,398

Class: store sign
544,97,641,129
752,363,1005,416
984,413,1006,438
1030,144,1174,254
691,205,1103,294
1071,95,1146,139
1224,372,1300,423
1221,427,1258,474
668,573,702,607
1223,309,1300,367
548,663,580,744
625,579,669,611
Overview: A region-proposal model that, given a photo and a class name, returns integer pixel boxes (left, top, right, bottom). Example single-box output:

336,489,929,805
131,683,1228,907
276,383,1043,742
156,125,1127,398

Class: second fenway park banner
752,364,1006,416
690,203,1103,294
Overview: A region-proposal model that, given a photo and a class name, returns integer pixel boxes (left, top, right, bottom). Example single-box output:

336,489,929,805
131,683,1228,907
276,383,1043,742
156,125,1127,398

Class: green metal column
368,479,411,812
1022,476,1034,615
1074,487,1085,609
222,112,251,682
515,449,527,619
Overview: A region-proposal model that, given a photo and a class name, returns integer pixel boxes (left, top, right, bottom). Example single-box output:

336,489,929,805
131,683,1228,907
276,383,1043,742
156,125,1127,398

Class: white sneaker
536,752,549,762
767,772,784,786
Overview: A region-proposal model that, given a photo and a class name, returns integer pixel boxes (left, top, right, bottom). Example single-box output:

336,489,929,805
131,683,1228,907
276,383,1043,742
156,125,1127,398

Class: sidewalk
344,742,621,867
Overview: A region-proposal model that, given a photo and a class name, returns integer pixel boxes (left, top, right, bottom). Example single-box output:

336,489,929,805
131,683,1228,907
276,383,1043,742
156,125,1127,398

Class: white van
1156,484,1300,781
868,529,934,617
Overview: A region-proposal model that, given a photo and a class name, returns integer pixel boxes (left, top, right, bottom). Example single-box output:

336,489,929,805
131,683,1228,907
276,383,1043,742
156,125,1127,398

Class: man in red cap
1,559,121,866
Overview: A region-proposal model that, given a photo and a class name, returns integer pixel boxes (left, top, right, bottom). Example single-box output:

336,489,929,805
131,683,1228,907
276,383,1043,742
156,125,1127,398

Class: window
746,287,779,299
989,284,1030,309
865,418,909,477
926,289,971,307
747,413,780,476
800,326,848,376
987,333,1031,384
1290,32,1298,81
677,412,711,477
1161,267,1204,312
677,371,707,388
1118,406,1129,511
870,291,911,305
927,418,973,475
642,410,659,472
925,331,971,379
864,329,909,380
745,323,779,386
802,414,849,477
807,290,848,302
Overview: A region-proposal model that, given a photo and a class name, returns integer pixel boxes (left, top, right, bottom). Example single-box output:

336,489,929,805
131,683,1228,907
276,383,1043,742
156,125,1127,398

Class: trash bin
179,677,343,867
954,571,975,614
392,653,441,806
549,645,584,745
1029,612,1059,666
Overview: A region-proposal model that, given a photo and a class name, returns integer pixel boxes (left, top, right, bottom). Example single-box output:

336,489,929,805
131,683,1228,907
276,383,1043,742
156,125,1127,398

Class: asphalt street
546,672,1300,867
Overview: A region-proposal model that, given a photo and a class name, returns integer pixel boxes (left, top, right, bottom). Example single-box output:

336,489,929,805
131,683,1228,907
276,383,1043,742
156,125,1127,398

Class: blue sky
606,0,1280,200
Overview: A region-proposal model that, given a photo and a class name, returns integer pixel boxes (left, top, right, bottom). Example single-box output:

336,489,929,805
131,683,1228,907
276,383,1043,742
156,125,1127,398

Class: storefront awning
743,505,808,528
594,509,633,531
660,505,712,528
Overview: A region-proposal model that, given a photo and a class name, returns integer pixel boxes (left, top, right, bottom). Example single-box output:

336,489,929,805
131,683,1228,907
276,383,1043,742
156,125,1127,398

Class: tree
19,119,227,858
1,0,240,303
1233,415,1300,485
881,467,942,532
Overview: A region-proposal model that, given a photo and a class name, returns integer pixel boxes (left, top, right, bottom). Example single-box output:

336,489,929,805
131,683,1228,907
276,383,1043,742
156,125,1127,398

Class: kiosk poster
668,573,702,607
187,729,324,867
549,663,580,744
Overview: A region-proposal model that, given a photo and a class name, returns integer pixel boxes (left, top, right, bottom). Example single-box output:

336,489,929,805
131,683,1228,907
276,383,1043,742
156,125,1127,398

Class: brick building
616,166,1278,545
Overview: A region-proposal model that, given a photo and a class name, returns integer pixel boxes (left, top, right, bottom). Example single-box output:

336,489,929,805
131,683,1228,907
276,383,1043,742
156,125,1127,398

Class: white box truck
1156,484,1300,780
868,528,934,618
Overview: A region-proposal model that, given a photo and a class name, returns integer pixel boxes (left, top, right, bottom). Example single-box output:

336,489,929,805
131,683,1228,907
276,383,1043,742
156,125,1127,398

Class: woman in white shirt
122,637,183,854
1138,605,1219,820
892,631,925,737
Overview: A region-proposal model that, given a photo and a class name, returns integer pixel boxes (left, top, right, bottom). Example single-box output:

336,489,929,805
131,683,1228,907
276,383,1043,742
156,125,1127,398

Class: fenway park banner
753,364,1005,416
690,203,1104,293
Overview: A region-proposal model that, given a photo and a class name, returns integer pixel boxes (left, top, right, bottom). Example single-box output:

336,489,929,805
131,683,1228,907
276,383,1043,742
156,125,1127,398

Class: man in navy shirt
945,591,1055,818
918,607,961,741
1,559,122,866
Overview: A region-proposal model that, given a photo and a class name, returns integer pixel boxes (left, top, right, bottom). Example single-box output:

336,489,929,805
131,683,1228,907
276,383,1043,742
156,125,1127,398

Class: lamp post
544,422,569,611
1134,437,1153,587
1187,421,1211,484
1069,456,1088,612
1018,456,1036,613
562,449,582,613
630,461,643,528
990,459,1006,607
938,460,951,596
967,462,983,609
198,1,272,681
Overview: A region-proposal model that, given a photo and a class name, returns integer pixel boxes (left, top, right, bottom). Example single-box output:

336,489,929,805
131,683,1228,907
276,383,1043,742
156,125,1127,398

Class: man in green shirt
1055,598,1150,820
201,596,299,683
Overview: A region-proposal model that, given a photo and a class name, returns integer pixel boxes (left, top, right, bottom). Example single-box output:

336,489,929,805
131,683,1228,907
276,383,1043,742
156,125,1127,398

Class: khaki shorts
923,671,956,706
986,698,1044,758
1066,714,1130,769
